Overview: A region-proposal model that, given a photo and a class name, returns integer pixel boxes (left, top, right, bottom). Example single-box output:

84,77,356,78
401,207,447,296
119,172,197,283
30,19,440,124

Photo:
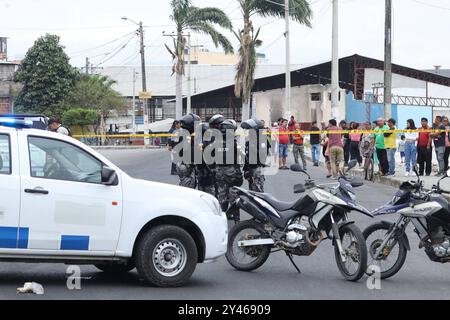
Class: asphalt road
1,148,449,300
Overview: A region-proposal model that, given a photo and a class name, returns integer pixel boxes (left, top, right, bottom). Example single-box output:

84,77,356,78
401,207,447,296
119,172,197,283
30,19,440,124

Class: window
28,137,103,184
310,93,322,102
0,134,11,174
328,92,342,101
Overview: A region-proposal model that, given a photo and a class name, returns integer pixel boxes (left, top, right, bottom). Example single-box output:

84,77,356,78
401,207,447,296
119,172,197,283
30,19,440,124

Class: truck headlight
200,195,222,216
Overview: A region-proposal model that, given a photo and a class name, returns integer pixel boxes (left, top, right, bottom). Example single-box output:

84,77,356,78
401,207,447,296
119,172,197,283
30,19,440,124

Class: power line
94,33,136,67
410,0,450,11
69,31,136,57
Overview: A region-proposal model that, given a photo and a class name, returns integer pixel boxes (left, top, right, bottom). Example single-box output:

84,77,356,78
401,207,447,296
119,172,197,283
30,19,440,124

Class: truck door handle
25,188,49,195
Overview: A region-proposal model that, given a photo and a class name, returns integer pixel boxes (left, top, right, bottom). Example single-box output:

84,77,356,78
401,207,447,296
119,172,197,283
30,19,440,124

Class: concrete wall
254,84,346,126
345,92,432,128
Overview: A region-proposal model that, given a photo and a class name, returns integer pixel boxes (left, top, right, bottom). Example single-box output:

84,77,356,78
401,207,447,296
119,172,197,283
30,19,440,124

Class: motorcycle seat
252,192,297,212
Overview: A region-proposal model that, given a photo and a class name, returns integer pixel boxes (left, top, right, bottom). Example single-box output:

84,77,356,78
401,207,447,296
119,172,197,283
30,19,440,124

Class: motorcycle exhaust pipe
238,238,275,247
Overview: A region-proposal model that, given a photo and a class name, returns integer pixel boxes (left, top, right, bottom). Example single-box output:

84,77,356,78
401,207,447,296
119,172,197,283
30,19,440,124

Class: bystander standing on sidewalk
349,122,363,167
372,118,389,176
340,120,350,166
321,132,332,178
443,117,450,171
288,116,297,145
398,135,406,164
328,119,344,179
309,121,321,167
384,118,397,176
417,117,432,176
431,116,446,176
292,123,307,169
278,119,290,170
404,119,418,177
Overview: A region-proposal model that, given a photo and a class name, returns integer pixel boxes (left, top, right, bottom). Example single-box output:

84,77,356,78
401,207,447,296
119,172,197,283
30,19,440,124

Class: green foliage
168,0,234,76
235,0,312,104
14,34,78,116
60,74,126,120
62,108,98,127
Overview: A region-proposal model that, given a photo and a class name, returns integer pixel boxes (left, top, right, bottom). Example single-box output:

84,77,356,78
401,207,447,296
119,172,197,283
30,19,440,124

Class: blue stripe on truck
60,235,89,251
18,228,29,249
0,227,18,248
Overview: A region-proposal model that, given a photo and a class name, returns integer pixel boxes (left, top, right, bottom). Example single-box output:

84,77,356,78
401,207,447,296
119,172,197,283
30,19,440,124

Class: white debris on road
17,282,44,295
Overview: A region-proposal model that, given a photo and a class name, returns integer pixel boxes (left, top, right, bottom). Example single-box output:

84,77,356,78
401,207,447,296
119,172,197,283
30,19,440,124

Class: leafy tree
167,0,234,119
61,74,126,120
14,34,78,116
234,0,312,120
62,108,98,135
60,74,126,135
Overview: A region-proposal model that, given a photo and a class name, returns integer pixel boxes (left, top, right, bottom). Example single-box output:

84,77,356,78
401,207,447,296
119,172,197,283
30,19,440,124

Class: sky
0,0,449,71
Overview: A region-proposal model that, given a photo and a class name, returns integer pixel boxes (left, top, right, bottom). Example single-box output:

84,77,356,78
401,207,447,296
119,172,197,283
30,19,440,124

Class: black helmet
180,113,201,133
241,119,264,130
220,119,238,133
200,123,210,134
209,114,225,127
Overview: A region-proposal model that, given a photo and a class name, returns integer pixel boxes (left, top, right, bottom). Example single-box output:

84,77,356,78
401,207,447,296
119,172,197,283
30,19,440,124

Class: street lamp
121,16,149,145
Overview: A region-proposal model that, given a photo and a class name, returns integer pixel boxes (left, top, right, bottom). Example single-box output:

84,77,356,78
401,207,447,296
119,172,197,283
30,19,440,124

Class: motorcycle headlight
200,195,222,216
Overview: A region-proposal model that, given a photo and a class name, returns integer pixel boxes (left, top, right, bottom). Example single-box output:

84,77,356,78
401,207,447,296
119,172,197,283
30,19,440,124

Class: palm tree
234,0,312,120
167,0,234,119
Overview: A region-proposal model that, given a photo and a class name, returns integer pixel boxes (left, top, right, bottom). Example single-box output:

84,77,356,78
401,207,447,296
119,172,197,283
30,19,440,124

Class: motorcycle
225,160,372,281
364,166,450,279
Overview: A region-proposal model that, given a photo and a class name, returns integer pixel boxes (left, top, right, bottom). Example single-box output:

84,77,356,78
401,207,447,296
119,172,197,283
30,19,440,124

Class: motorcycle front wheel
363,222,407,280
226,220,271,272
334,224,367,281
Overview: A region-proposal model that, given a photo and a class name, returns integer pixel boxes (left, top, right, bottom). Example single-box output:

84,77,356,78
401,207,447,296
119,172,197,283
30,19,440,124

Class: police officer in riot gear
241,119,269,192
176,113,201,189
214,119,244,220
195,123,216,196
209,114,225,130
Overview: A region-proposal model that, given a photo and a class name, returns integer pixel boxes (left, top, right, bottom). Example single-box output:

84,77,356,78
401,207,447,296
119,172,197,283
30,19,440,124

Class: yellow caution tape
73,129,449,139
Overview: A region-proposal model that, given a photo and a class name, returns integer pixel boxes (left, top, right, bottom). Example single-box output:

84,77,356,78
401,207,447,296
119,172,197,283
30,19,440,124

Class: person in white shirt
404,119,418,176
48,118,70,136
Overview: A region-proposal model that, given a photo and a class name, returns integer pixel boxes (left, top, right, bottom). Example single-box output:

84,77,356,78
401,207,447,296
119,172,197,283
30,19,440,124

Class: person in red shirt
288,116,297,144
278,119,290,169
417,117,432,176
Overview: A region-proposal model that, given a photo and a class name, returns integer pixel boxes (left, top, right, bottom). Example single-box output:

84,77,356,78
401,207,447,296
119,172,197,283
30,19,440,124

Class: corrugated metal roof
100,64,303,97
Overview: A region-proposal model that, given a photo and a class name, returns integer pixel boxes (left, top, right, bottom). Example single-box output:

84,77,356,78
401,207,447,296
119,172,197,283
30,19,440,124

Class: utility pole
85,57,90,75
132,68,138,135
284,0,292,120
186,35,203,116
138,21,150,146
331,0,340,122
187,33,192,115
384,0,392,119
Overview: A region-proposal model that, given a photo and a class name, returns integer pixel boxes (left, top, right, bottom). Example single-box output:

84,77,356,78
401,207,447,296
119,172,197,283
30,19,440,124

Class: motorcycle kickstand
286,253,301,274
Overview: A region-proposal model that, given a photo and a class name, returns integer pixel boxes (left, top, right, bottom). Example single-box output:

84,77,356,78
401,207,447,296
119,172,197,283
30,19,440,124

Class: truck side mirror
102,166,119,186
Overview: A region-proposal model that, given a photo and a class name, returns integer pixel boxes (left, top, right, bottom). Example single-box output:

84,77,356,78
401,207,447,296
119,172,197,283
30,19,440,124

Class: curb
91,146,163,150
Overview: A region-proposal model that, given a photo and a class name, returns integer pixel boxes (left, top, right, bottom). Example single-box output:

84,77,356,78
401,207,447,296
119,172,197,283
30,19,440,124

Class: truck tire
135,225,198,287
95,261,135,274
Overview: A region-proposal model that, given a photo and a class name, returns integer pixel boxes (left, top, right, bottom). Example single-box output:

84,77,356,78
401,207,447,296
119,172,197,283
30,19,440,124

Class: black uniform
242,119,269,193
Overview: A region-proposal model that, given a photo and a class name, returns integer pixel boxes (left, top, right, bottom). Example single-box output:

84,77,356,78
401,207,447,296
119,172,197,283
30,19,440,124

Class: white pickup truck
0,120,228,287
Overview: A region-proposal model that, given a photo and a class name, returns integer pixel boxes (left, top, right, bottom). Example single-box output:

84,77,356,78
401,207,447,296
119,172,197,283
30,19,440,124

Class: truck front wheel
135,225,198,287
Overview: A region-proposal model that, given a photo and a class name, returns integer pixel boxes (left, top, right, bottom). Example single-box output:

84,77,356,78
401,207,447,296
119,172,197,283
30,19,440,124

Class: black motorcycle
225,161,372,281
364,167,450,279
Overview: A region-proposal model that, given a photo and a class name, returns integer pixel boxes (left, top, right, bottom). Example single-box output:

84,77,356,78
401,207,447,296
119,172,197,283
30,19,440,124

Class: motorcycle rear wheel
363,222,407,280
334,224,367,281
226,220,271,272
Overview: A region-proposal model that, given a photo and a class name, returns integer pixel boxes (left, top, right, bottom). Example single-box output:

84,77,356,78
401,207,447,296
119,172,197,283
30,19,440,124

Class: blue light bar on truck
0,117,34,128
